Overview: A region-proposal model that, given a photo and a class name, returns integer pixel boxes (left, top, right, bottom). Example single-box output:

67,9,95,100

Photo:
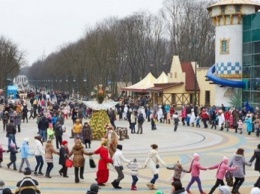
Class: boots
151,184,157,190
146,183,152,190
45,172,51,178
254,177,260,188
111,180,122,189
131,185,137,190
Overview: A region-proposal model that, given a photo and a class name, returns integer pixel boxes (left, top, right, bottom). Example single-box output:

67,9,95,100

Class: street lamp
189,41,199,106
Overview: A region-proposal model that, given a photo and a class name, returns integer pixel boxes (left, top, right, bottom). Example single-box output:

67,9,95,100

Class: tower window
235,5,241,12
220,39,230,54
221,6,225,14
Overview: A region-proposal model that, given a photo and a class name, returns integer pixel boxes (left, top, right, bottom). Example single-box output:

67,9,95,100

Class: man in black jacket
6,120,18,149
37,116,49,142
15,167,41,194
54,121,63,149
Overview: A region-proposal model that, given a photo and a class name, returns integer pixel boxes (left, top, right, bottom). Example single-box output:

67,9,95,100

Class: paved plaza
0,117,259,194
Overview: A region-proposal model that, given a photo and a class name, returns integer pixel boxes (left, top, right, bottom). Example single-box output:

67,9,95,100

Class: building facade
242,12,260,107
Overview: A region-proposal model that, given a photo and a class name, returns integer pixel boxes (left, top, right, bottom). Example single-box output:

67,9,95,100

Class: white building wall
215,86,230,106
215,25,242,65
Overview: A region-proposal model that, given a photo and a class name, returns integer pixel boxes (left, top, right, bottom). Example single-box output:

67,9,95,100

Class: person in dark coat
14,167,41,194
59,140,69,178
250,144,260,188
7,143,18,170
81,122,92,148
38,116,49,142
54,121,63,149
22,105,28,123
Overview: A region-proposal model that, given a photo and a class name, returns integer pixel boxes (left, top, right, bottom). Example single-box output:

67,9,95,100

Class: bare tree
0,36,25,88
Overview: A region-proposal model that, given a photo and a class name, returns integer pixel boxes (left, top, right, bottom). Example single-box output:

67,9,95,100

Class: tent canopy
122,72,156,92
155,72,168,84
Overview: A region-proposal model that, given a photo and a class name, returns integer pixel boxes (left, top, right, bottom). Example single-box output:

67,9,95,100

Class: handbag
89,156,96,168
66,158,73,168
225,171,234,186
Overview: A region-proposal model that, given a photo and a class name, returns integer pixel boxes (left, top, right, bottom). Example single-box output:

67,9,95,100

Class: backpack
138,114,144,123
225,171,234,186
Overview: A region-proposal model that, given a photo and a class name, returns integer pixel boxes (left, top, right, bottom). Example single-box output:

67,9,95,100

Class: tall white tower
207,0,260,106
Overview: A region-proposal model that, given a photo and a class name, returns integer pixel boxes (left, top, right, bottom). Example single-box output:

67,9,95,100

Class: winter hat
156,190,164,194
24,167,32,175
193,153,200,160
34,135,42,141
3,188,13,194
219,185,231,194
117,144,122,150
24,138,29,143
62,140,68,146
0,180,5,188
251,187,260,194
171,181,182,190
10,143,16,148
90,183,99,192
222,156,229,164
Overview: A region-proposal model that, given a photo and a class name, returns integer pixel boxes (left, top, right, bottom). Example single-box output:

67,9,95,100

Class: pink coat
209,162,237,180
190,160,207,177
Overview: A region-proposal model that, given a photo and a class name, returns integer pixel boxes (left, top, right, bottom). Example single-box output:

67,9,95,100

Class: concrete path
0,118,258,194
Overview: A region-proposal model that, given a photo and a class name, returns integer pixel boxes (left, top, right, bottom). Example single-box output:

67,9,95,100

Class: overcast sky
0,0,164,65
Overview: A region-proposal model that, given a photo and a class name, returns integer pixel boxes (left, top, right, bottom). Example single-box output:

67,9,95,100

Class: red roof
148,82,184,92
181,62,200,91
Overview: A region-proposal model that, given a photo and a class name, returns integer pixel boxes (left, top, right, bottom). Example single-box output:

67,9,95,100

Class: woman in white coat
34,135,45,175
218,110,225,130
144,144,167,190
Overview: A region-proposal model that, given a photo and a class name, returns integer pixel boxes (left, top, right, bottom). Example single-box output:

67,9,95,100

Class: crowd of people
1,91,260,194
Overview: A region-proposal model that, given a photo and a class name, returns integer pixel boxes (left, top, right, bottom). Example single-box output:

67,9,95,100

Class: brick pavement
0,118,258,194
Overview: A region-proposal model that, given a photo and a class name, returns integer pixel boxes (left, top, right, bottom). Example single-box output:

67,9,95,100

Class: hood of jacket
219,185,231,194
73,143,84,151
233,154,244,162
148,149,158,158
251,187,260,194
45,141,53,150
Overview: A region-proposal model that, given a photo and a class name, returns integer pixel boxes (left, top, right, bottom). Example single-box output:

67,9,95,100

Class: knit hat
193,153,200,160
10,143,16,148
222,156,229,164
90,183,99,192
171,181,182,190
62,140,68,146
251,187,260,194
156,190,164,194
117,144,122,150
219,185,231,194
0,180,5,188
24,167,32,175
3,188,13,194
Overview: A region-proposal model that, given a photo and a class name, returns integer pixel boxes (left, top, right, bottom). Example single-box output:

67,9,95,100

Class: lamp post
194,62,197,106
189,41,199,106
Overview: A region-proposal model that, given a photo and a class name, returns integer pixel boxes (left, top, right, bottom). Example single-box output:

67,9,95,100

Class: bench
115,127,129,141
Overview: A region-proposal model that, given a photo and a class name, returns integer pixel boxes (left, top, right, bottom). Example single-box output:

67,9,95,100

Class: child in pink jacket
186,153,207,194
208,156,237,194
